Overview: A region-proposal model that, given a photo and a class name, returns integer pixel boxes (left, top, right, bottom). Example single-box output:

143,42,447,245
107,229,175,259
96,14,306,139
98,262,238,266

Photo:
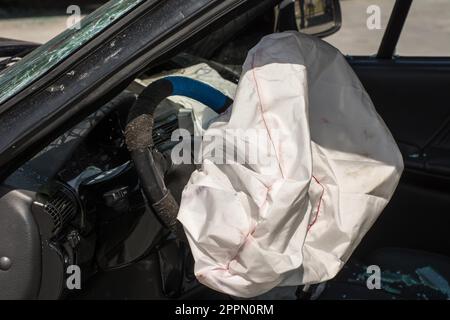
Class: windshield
0,0,145,106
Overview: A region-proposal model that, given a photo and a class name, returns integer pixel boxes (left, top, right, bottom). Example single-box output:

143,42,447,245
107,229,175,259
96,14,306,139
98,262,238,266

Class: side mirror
277,0,342,38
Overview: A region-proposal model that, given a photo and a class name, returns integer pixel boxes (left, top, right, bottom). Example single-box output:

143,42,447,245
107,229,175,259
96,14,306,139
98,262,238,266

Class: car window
323,0,395,56
0,0,146,106
396,0,450,56
0,1,106,44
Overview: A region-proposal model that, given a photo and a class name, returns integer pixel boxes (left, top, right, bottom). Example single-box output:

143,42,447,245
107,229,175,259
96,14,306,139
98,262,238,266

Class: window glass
0,0,145,104
0,1,106,43
396,0,450,56
324,0,395,55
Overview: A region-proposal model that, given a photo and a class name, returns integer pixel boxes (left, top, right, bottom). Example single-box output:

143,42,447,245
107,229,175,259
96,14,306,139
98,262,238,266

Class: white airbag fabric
177,32,404,298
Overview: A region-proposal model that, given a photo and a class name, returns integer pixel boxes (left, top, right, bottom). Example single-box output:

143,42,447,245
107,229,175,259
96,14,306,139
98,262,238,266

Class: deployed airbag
177,32,404,298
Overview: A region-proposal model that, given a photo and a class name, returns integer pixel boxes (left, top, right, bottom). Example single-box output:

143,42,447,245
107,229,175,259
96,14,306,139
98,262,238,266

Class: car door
324,0,450,256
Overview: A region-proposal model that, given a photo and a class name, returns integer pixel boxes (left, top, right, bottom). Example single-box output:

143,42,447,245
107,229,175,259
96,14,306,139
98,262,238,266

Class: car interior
0,0,449,300
185,3,450,300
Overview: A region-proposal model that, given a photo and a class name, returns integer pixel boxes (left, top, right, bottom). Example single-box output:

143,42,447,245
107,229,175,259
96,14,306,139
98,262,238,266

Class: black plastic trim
377,0,412,59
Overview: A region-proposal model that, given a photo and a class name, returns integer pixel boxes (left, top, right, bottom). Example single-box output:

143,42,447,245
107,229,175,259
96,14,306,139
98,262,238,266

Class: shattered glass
347,263,450,300
0,0,145,105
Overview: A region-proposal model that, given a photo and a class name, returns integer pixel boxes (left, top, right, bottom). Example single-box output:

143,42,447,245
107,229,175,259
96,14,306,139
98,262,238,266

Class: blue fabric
166,76,229,113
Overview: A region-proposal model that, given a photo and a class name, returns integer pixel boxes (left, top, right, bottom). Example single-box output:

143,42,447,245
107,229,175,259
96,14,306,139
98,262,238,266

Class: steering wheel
124,76,232,240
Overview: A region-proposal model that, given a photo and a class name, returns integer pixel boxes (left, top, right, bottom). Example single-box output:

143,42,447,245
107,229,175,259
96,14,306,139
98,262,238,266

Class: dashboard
0,90,183,299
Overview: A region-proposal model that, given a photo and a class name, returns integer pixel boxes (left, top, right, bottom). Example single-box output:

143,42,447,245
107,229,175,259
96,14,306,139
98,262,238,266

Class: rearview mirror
277,0,342,38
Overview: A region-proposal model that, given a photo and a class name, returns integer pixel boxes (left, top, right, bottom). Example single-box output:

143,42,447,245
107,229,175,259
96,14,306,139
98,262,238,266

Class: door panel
350,58,450,177
348,58,450,256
